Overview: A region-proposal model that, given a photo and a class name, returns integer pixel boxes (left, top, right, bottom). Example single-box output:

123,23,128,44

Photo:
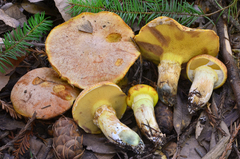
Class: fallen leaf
2,3,27,27
82,134,118,154
53,0,72,21
195,111,208,139
0,75,10,91
0,9,20,28
163,141,177,157
29,136,55,159
20,1,59,16
173,92,192,137
94,153,115,159
202,121,231,159
0,113,25,130
180,135,207,159
0,55,26,75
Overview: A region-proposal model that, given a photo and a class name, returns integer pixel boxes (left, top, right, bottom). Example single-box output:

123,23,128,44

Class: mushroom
45,11,140,89
134,16,219,106
11,67,80,119
126,84,166,146
72,81,145,154
186,54,227,114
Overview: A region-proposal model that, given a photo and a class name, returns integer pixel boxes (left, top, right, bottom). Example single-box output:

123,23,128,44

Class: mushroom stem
131,94,166,146
188,66,218,114
93,105,145,154
157,60,181,106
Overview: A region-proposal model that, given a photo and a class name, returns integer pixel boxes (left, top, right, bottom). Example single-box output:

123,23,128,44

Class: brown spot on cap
137,41,164,56
189,31,200,38
148,27,170,47
174,32,184,41
201,47,208,54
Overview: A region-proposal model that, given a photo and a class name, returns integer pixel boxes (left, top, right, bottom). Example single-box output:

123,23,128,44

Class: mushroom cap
127,84,158,107
134,16,219,64
11,67,80,119
186,54,227,89
46,11,140,89
72,81,127,134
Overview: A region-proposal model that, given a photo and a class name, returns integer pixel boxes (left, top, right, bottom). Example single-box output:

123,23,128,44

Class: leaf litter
0,0,240,158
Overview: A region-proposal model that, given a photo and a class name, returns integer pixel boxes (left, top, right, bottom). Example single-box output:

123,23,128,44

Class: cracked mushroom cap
11,67,80,119
186,54,227,89
134,16,219,64
46,11,140,89
72,81,127,134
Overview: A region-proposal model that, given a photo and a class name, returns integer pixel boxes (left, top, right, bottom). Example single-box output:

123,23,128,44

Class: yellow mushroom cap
11,67,80,119
186,54,227,89
46,11,140,89
126,84,158,107
134,16,219,64
72,81,127,134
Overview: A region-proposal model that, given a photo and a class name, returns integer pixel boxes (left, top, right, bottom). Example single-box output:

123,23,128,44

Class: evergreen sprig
67,0,204,26
0,13,53,73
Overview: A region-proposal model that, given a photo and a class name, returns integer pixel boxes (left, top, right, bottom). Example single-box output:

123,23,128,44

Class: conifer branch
0,13,53,73
67,0,204,26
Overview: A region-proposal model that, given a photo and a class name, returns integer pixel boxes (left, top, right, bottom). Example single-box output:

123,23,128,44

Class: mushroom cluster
11,11,228,155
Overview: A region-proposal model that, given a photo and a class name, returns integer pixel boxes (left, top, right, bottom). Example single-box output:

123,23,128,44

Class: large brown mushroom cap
46,11,140,89
11,67,80,119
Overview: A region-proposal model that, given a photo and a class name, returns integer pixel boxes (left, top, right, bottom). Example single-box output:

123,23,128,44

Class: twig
0,112,37,152
0,42,45,47
233,143,240,159
219,123,240,159
214,12,240,114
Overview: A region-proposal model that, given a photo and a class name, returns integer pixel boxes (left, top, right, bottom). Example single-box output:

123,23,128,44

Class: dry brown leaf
195,111,208,139
0,75,10,91
0,100,22,119
180,135,206,159
82,134,118,154
2,3,27,27
20,0,59,16
53,0,72,21
0,55,25,76
29,137,55,159
0,9,20,28
0,113,25,130
173,93,192,137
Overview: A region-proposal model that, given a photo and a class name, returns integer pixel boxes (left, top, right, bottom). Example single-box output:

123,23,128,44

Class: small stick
219,123,240,159
214,15,240,114
0,112,37,152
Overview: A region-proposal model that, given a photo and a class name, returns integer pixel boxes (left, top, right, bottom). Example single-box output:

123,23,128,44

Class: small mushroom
126,84,166,146
186,54,227,114
134,16,219,106
72,81,145,154
45,11,140,89
11,67,80,119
